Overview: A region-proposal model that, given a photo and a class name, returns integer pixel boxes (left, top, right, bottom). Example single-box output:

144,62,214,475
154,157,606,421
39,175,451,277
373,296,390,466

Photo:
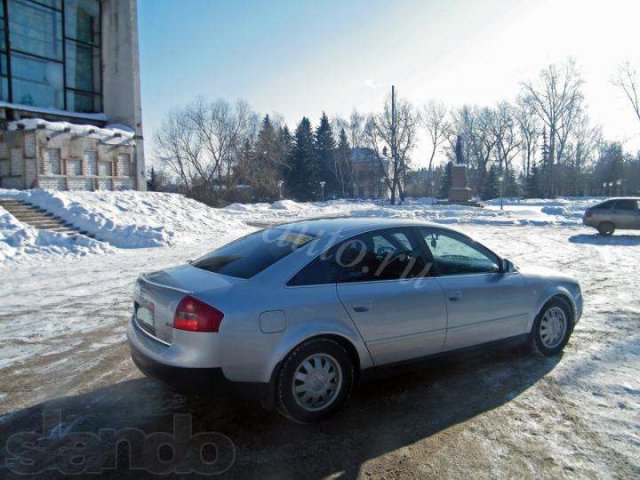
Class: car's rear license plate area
135,300,156,336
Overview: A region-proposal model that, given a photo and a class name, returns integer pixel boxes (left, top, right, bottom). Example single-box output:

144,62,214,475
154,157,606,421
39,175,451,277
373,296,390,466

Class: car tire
275,337,354,423
597,221,615,236
530,297,574,356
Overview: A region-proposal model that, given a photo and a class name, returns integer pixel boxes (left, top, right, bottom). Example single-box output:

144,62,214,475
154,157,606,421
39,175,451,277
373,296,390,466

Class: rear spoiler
139,274,193,295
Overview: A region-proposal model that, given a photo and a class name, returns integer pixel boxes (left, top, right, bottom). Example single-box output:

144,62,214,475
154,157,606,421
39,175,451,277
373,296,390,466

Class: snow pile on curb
1,189,251,249
0,206,112,263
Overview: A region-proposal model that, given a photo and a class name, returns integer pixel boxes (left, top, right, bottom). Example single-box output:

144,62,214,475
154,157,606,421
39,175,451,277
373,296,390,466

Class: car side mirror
501,259,516,273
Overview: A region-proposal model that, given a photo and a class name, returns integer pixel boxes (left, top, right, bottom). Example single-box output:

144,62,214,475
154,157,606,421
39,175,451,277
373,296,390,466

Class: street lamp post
608,181,614,197
277,180,284,200
602,182,606,197
319,181,326,202
430,180,435,204
498,174,504,211
616,179,622,196
380,177,386,205
352,182,358,201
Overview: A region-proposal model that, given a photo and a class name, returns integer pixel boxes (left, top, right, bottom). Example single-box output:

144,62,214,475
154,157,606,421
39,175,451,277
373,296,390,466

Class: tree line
152,58,640,204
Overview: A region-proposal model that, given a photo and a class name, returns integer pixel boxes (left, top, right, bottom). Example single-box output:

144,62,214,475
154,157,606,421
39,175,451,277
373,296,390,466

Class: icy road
0,223,638,478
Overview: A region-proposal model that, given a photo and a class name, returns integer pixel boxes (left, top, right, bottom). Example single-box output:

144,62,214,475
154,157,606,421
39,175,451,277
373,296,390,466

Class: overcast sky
138,0,640,167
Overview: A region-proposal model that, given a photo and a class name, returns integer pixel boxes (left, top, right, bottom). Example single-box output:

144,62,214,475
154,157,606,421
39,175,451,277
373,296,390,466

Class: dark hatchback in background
583,198,640,236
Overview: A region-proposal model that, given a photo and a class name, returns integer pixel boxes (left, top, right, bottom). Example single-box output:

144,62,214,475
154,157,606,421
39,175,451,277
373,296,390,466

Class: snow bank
1,189,251,249
217,197,600,227
270,199,306,211
0,206,112,263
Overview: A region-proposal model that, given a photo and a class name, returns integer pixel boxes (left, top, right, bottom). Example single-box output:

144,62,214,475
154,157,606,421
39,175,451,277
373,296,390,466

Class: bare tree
514,95,539,182
154,98,257,203
613,60,640,126
419,100,450,187
521,59,585,196
491,102,522,188
366,93,418,204
154,107,203,193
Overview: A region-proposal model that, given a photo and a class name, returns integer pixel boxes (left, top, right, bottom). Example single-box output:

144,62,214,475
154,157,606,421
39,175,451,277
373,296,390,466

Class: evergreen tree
540,126,550,197
287,117,319,201
505,168,519,197
335,128,352,196
276,125,293,185
314,112,338,198
147,167,158,191
527,161,542,197
481,164,500,200
438,161,453,199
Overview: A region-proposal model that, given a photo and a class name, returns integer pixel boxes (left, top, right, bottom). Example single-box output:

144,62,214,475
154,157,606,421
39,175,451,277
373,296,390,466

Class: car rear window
192,229,315,279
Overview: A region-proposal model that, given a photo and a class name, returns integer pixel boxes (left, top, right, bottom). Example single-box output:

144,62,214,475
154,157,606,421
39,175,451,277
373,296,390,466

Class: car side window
613,199,639,211
287,246,340,286
419,228,500,276
596,200,615,210
337,229,432,283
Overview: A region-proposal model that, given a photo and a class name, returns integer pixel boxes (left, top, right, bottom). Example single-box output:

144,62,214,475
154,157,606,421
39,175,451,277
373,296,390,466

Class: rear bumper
130,341,230,394
128,317,269,399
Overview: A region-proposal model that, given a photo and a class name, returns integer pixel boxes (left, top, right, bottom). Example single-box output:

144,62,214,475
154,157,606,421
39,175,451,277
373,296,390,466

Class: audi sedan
127,218,582,423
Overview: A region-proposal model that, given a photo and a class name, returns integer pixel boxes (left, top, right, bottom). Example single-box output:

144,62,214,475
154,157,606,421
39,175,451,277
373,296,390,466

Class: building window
98,160,110,176
44,148,61,174
83,150,96,175
10,52,64,108
118,153,130,177
64,0,101,113
2,0,101,113
67,158,80,175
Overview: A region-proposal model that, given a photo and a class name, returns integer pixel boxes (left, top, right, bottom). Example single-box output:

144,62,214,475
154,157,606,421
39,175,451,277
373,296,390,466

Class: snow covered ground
223,196,601,227
0,192,638,477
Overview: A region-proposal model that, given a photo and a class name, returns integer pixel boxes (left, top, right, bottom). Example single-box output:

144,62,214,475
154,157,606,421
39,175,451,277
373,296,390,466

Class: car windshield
192,229,316,279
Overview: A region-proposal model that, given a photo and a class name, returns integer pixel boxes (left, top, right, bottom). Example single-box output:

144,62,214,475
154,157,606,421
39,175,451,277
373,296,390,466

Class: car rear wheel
597,221,615,236
275,338,354,423
531,298,574,356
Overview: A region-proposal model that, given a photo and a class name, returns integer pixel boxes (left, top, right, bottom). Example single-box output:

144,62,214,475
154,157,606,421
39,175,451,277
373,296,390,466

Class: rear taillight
173,295,224,332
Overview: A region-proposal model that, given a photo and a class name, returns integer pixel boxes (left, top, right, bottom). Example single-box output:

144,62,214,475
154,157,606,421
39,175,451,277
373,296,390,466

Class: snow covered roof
7,119,135,140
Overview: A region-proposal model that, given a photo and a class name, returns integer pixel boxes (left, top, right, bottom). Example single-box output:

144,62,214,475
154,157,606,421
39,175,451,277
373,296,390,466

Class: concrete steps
0,199,95,238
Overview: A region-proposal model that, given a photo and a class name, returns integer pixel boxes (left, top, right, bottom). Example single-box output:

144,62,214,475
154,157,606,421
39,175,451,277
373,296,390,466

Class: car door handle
352,303,371,313
447,290,463,302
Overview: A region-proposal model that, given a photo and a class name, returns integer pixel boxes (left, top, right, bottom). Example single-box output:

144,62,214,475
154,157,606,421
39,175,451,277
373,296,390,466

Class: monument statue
449,134,472,203
455,135,465,165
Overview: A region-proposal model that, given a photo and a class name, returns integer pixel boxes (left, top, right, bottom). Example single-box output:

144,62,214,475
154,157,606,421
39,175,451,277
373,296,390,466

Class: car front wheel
531,298,574,356
275,337,354,423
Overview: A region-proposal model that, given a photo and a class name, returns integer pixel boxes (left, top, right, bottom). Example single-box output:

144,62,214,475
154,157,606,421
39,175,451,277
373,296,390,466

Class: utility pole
391,85,396,204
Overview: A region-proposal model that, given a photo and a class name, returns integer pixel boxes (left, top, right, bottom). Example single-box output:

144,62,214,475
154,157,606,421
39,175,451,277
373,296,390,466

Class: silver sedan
127,218,582,423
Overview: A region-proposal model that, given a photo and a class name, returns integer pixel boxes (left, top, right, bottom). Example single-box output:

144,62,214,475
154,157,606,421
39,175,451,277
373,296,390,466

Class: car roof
271,216,459,238
601,197,640,201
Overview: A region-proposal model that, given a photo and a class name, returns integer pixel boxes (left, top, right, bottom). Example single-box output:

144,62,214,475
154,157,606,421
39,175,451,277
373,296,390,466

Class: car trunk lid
133,265,238,344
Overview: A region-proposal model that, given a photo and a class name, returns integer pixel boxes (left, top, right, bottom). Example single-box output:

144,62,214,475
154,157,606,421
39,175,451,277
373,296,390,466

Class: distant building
0,0,145,191
350,147,391,199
